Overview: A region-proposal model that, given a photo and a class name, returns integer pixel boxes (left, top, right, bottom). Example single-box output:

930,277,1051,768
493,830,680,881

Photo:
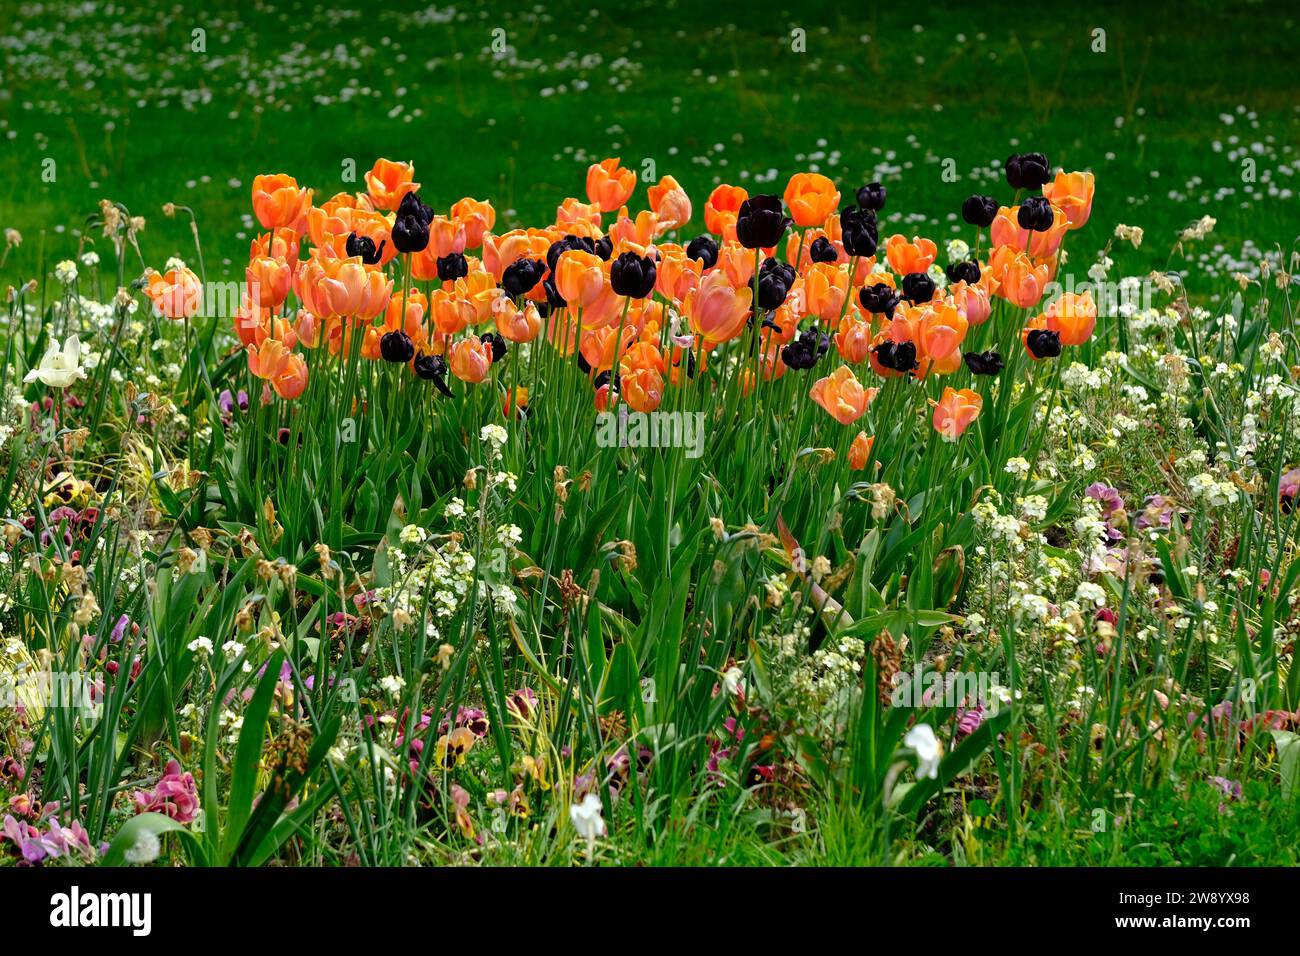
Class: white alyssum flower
379,674,406,696
187,636,214,655
1075,582,1106,607
54,260,78,284
399,524,428,546
480,424,508,447
1004,457,1030,478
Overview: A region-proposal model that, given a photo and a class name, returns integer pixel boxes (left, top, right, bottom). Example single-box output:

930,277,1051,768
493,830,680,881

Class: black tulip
1005,152,1051,191
609,252,657,298
1025,329,1062,359
874,340,919,373
946,260,981,285
674,348,697,380
593,236,613,261
429,359,455,397
502,258,546,298
345,232,385,265
391,213,430,254
1017,196,1054,232
859,282,901,319
379,330,415,364
963,350,1004,376
735,194,791,249
397,191,435,225
576,350,592,374
543,277,566,311
839,205,878,258
962,195,999,228
547,235,594,273
437,252,468,282
686,234,718,269
480,332,507,363
901,271,936,305
808,236,838,264
781,338,817,371
856,182,887,211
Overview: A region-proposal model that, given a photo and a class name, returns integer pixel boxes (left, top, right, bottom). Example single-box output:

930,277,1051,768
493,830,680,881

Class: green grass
2,0,1298,277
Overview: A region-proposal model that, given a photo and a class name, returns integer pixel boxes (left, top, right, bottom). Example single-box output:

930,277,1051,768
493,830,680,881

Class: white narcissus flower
904,723,943,780
24,335,87,388
569,793,606,842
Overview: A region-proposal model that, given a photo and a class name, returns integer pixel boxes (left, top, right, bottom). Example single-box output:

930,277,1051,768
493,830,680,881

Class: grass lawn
3,0,1297,276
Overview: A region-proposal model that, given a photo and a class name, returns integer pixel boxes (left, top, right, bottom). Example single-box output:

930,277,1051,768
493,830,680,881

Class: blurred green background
1,0,1297,280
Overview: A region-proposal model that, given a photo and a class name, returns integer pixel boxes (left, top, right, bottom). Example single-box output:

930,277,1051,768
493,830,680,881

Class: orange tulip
252,174,312,231
685,269,752,347
608,208,659,249
809,365,878,425
704,184,749,239
246,338,308,400
585,158,636,213
1044,290,1097,346
914,301,969,371
450,197,496,248
931,387,982,440
622,366,664,413
784,173,841,228
555,197,603,233
718,241,756,290
1043,171,1095,230
647,175,692,232
834,315,874,364
448,337,493,383
619,340,666,376
246,255,293,310
884,235,937,275
273,353,309,399
250,226,300,266
365,158,419,212
554,249,608,310
801,262,850,322
307,193,363,247
484,229,552,282
495,299,542,343
384,290,429,344
429,288,474,337
848,431,874,470
502,385,529,419
988,245,1051,310
990,205,1069,258
950,279,992,326
299,255,392,320
233,297,272,347
294,309,321,349
145,267,202,319
450,270,503,326
580,323,638,373
310,207,395,267
654,244,702,301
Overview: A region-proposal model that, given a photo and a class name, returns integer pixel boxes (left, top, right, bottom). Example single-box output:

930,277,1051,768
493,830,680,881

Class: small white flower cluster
1187,472,1237,508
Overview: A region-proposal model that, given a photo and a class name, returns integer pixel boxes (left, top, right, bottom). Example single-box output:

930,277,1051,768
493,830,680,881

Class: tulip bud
856,182,887,211
961,195,999,228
